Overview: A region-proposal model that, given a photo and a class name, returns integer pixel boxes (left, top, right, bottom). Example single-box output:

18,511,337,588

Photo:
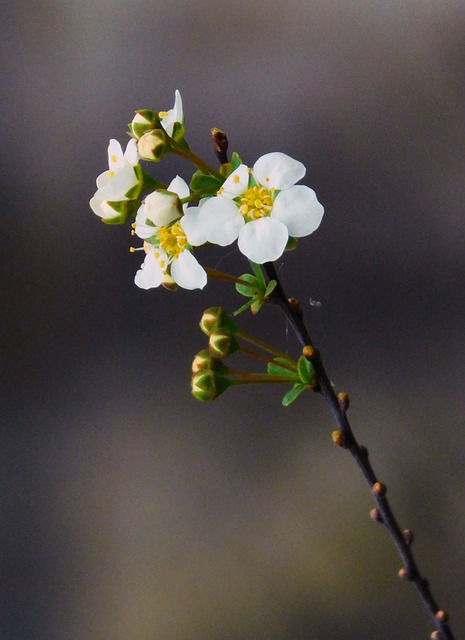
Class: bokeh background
2,1,465,639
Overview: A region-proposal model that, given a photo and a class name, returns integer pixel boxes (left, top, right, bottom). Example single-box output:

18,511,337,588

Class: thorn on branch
370,507,383,523
359,444,369,458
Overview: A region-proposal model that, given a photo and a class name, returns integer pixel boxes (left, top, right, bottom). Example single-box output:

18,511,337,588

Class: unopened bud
191,370,230,402
137,129,168,161
192,350,217,373
332,430,345,447
208,328,238,358
129,110,160,139
199,307,236,336
370,508,383,523
372,482,386,497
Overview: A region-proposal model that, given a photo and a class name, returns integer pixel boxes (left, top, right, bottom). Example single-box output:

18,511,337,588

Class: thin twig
264,261,455,640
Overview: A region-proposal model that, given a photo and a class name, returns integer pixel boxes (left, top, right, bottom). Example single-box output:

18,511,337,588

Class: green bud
208,329,239,358
129,110,161,140
192,349,217,373
137,129,169,161
191,370,231,402
199,306,237,336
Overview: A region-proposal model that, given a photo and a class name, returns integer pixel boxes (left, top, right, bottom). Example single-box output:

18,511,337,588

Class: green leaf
231,298,254,316
249,261,266,288
264,280,277,297
267,357,298,378
250,299,264,314
141,171,166,192
230,151,242,172
235,273,262,297
297,356,315,385
190,170,223,193
282,383,307,407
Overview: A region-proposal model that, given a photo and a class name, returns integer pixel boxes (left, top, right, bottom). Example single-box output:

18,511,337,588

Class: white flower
158,90,183,137
90,139,140,219
133,176,207,290
199,152,324,263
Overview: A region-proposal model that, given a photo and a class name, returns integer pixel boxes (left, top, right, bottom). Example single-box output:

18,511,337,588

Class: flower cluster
90,90,324,292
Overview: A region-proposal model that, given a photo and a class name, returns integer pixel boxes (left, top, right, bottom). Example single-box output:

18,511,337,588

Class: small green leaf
282,383,307,406
231,299,254,316
190,170,223,193
250,298,264,314
297,355,314,384
235,273,262,297
267,357,298,378
264,280,277,297
249,261,266,287
141,171,166,192
230,151,242,171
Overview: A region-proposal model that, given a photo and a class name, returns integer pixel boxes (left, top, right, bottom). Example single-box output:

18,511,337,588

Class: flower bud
137,129,168,161
208,328,238,358
191,370,230,402
142,190,183,227
199,307,236,336
192,349,217,373
129,110,160,140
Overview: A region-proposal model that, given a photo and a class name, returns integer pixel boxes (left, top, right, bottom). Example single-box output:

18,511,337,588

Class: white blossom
199,152,324,263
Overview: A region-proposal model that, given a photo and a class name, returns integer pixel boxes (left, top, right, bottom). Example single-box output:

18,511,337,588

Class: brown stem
263,261,455,640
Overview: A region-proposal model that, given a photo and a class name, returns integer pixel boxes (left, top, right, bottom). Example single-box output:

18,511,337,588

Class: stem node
370,507,383,523
337,391,350,411
372,481,386,497
332,429,346,447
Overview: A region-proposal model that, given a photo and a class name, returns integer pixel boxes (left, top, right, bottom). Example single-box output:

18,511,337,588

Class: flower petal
134,250,166,289
167,175,190,204
238,217,288,263
253,152,306,190
181,206,207,246
134,204,157,239
271,185,324,237
218,164,249,199
90,194,119,219
170,251,207,290
98,163,138,200
107,139,124,172
200,197,244,246
123,138,139,166
160,90,183,137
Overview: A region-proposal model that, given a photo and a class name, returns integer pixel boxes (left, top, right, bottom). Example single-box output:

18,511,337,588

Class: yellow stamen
239,185,273,221
159,110,169,118
157,221,188,258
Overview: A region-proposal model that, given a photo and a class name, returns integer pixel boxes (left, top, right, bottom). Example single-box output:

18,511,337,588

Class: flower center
238,186,273,221
157,221,187,258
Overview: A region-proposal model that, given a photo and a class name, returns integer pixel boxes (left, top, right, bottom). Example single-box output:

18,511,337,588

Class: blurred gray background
2,1,465,639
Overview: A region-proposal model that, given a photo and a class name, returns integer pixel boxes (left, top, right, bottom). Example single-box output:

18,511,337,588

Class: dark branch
264,260,455,640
